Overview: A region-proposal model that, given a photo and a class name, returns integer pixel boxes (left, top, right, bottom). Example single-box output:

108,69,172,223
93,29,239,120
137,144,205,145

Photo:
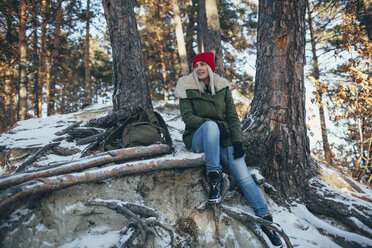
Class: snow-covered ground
0,102,371,248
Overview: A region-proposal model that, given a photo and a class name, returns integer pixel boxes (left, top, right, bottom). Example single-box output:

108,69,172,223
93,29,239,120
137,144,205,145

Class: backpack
102,107,173,151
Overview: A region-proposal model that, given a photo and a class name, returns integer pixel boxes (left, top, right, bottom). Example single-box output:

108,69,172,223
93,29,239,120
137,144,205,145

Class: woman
175,52,282,247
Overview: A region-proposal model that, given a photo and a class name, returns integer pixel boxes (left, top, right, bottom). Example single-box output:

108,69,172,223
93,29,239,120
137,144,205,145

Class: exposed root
221,204,293,248
87,199,174,247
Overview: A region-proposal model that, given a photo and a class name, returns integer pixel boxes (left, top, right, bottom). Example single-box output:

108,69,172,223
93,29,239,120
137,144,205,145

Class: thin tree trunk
197,0,207,53
242,0,313,198
186,0,197,70
84,0,92,106
37,0,47,118
18,0,28,120
306,0,333,166
172,0,189,76
32,8,40,118
196,0,223,75
205,0,223,75
156,29,169,101
360,0,372,41
48,0,63,116
102,0,152,112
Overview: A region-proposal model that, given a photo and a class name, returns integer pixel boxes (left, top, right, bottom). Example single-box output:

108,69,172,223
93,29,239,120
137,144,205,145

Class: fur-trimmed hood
174,72,230,99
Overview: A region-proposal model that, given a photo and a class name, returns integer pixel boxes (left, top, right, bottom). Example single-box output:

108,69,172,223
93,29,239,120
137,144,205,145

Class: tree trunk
196,0,223,75
197,0,207,53
102,0,152,112
84,0,92,106
242,0,314,198
186,0,197,70
36,0,47,118
204,0,223,75
48,0,63,116
306,0,333,166
18,0,27,121
359,0,372,41
32,7,40,118
156,28,169,101
172,0,189,76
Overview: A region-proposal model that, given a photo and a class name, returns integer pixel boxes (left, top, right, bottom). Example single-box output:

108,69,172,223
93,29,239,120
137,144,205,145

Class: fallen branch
15,142,61,173
55,121,83,136
0,144,172,190
221,204,293,248
76,131,110,146
0,154,205,217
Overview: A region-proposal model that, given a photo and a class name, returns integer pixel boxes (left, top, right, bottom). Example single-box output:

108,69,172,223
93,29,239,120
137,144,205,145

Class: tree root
305,177,372,244
292,202,372,248
87,199,174,248
220,204,293,248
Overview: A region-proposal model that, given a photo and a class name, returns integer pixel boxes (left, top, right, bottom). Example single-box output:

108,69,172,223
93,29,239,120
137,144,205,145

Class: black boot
261,215,283,247
207,170,222,203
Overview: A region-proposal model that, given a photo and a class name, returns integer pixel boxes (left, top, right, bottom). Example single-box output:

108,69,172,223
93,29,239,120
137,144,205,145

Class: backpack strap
153,111,174,151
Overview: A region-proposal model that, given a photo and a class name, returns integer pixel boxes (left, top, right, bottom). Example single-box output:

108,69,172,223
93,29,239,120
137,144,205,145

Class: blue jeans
191,121,270,217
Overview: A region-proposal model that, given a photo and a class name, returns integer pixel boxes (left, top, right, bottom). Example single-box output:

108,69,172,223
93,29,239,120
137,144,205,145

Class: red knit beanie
192,52,215,72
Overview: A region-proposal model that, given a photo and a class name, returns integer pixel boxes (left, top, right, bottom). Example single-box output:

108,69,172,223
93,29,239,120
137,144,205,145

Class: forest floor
0,101,371,248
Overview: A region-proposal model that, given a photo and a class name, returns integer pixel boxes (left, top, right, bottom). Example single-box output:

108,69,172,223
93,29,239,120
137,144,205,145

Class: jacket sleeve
225,89,243,143
179,98,207,129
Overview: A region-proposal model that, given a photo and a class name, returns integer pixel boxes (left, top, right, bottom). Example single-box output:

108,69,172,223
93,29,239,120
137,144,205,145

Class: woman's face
194,61,209,82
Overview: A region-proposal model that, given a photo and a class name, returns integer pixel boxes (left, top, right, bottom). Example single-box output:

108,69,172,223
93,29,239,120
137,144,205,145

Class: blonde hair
192,64,216,95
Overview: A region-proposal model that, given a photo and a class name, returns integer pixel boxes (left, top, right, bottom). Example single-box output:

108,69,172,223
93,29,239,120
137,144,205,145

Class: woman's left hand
233,142,245,159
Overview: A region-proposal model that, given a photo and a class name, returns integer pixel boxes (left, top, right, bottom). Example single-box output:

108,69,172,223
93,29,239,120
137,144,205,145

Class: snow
58,227,120,248
1,102,372,248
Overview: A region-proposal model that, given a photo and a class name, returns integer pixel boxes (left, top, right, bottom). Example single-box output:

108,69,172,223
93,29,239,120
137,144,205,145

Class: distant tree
172,0,189,76
47,0,63,116
330,2,371,183
84,0,92,107
102,0,152,111
306,0,333,166
18,0,28,120
197,0,223,75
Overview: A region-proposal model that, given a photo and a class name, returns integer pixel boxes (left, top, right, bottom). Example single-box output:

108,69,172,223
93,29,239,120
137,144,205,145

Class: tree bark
306,0,333,166
242,0,314,198
359,0,372,41
36,0,47,118
48,0,63,116
102,0,152,112
172,0,189,76
84,0,92,106
18,0,27,121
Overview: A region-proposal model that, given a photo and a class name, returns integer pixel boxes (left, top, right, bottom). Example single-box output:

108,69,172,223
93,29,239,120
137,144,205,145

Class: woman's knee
203,121,219,131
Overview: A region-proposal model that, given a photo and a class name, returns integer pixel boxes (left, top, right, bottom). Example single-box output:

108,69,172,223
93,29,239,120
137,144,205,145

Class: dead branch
221,204,293,248
55,121,83,136
68,127,104,138
15,142,61,173
0,144,172,190
0,155,205,217
76,131,110,146
52,145,81,156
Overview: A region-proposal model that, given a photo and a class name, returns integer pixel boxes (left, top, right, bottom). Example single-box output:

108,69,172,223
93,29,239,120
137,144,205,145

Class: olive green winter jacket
175,72,243,150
